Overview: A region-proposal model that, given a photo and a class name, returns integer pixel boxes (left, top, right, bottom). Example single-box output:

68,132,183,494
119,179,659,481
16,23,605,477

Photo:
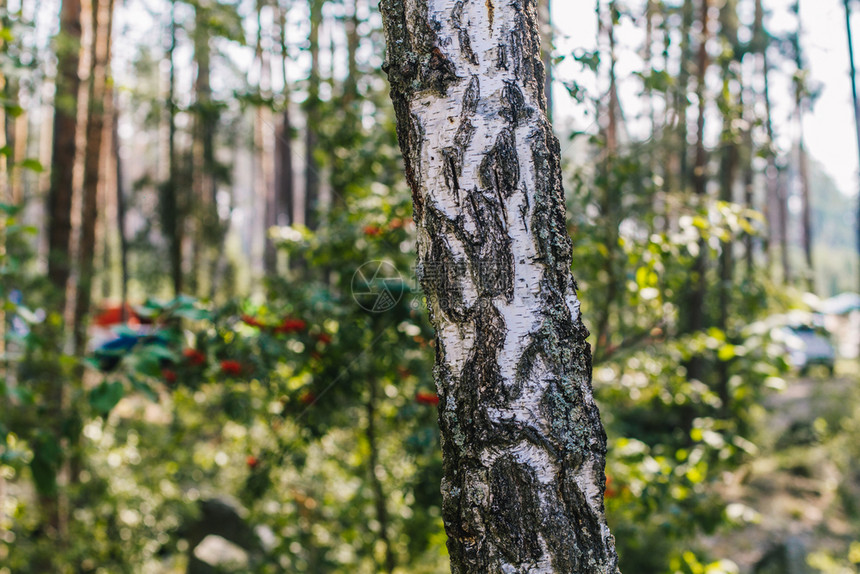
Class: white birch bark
379,1,621,572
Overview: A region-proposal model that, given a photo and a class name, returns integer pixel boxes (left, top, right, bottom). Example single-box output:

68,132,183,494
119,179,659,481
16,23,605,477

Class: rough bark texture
379,1,620,572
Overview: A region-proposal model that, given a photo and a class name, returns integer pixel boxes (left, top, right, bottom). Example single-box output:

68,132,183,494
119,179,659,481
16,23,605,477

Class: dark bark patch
466,189,513,299
559,460,611,571
479,129,520,199
462,299,506,400
421,205,471,321
462,75,481,115
530,121,573,294
442,149,463,205
426,46,459,94
380,0,458,113
488,455,543,564
440,76,480,205
506,2,544,91
496,42,508,70
453,1,479,65
501,80,530,126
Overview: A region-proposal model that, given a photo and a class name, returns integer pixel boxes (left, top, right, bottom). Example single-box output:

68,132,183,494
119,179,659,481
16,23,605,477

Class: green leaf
172,306,211,321
132,354,163,378
0,202,21,215
141,343,176,361
30,432,62,495
16,158,44,172
129,375,159,402
88,380,125,415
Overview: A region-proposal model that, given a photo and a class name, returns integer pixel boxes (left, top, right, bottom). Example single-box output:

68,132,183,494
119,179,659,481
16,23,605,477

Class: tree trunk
192,0,217,294
741,87,755,279
303,0,323,230
366,376,396,573
760,17,786,283
675,0,694,192
255,0,277,276
73,0,114,357
379,2,620,572
276,0,294,230
41,0,84,543
777,166,792,284
843,0,860,333
684,0,709,350
47,0,83,308
539,0,552,122
594,0,621,363
716,0,738,411
164,0,183,296
793,0,815,292
113,94,130,319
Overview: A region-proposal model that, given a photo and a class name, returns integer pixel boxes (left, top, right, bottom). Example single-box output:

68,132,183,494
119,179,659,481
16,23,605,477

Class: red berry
273,318,306,334
415,391,439,406
247,455,259,469
183,348,206,366
241,314,263,328
363,225,383,236
162,369,177,384
315,333,332,345
220,360,242,376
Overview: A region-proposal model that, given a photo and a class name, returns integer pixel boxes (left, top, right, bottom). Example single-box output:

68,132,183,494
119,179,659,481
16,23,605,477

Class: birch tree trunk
379,1,620,572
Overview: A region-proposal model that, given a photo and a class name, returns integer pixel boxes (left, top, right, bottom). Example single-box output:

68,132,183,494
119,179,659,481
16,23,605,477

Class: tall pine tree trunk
594,0,621,363
379,1,620,571
276,1,294,230
793,0,815,292
41,0,84,542
192,1,217,294
716,0,739,410
47,0,83,307
760,14,788,283
684,0,710,358
113,94,130,319
73,0,114,357
303,0,323,230
164,0,183,296
675,0,694,192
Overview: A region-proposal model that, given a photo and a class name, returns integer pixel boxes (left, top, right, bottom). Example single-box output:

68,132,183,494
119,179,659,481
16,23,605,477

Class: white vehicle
779,323,836,376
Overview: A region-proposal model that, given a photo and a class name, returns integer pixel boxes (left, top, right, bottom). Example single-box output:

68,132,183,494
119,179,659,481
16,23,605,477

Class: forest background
1,0,860,572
